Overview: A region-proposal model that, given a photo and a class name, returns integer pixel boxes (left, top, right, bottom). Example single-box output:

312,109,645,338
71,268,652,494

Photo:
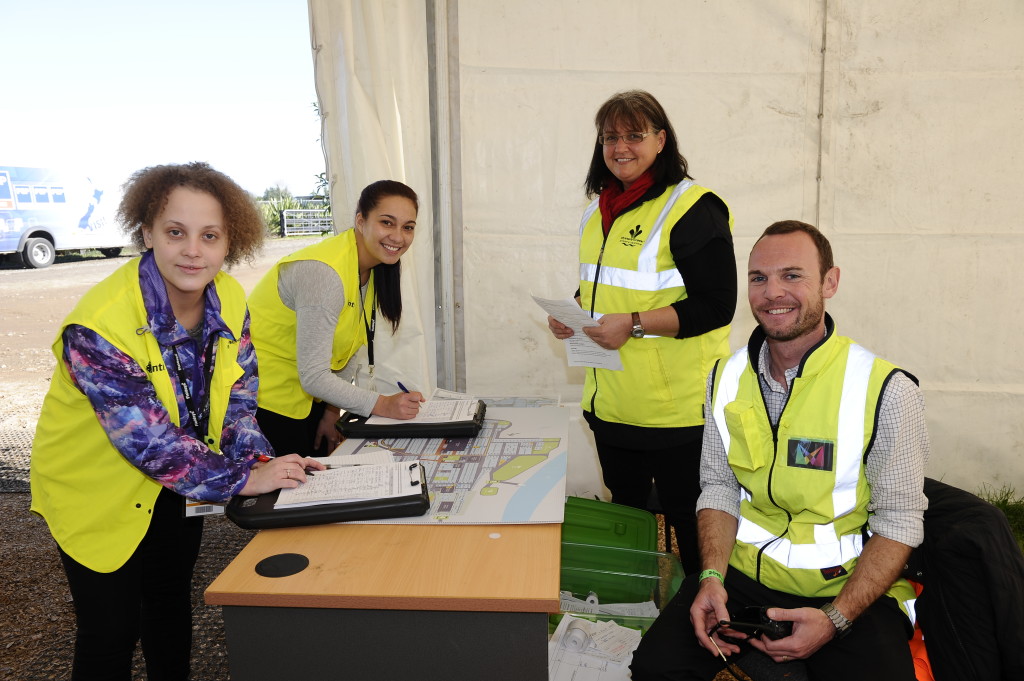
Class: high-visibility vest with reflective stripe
578,182,731,427
711,331,917,616
248,230,373,418
30,258,245,573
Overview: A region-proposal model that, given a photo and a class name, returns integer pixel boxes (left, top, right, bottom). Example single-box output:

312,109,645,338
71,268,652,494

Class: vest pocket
724,400,768,471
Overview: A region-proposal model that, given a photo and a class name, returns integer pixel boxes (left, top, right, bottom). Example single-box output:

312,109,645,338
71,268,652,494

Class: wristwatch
820,602,852,639
630,311,645,338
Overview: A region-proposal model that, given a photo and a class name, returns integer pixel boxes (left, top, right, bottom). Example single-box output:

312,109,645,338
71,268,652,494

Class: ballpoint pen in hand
397,382,411,393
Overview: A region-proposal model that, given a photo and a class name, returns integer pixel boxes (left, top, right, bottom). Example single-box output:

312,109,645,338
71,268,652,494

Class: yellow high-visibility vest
30,258,245,572
579,182,731,427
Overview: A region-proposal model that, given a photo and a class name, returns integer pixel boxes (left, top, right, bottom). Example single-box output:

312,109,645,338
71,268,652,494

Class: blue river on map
501,450,568,522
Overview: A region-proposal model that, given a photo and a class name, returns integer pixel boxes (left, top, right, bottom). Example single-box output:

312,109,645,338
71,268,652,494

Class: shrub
977,484,1024,553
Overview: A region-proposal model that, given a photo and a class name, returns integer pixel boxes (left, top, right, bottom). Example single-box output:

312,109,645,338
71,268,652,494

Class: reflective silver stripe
712,348,748,454
580,263,684,291
636,181,693,271
834,344,876,517
578,198,600,238
736,519,865,569
904,597,918,626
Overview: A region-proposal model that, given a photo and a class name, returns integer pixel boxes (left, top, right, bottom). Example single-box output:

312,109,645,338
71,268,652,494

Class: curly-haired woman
30,162,324,680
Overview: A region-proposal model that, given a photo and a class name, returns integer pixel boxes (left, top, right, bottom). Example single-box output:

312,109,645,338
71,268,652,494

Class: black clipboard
225,463,430,530
335,399,486,439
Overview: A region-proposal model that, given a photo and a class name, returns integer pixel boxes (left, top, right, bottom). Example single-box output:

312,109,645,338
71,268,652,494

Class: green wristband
698,569,724,584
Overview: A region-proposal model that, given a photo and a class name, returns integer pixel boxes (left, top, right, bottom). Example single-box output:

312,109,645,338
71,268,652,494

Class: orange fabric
908,580,935,681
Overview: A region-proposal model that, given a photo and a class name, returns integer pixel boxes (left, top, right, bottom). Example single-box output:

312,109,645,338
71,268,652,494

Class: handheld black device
716,606,793,640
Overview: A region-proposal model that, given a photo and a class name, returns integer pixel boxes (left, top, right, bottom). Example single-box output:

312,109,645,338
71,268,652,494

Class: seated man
631,220,928,681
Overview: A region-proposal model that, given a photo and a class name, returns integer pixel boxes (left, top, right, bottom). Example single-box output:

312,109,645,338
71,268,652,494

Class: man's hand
747,606,835,662
690,578,740,658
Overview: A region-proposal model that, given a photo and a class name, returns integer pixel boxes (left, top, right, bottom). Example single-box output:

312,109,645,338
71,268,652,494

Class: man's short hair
757,220,834,280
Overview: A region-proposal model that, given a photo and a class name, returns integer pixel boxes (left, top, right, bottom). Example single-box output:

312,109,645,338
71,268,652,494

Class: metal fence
282,209,333,237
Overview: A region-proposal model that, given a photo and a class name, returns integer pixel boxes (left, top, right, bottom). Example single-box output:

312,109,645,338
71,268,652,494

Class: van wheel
99,247,122,258
22,238,56,268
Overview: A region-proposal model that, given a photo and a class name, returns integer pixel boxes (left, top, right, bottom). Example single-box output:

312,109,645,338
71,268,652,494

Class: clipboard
335,399,486,439
225,464,430,530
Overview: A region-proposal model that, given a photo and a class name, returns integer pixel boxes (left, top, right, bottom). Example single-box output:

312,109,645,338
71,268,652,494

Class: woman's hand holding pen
373,390,424,419
240,453,327,496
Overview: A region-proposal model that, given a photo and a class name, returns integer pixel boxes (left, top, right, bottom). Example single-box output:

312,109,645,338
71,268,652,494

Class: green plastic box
560,541,682,608
561,496,658,552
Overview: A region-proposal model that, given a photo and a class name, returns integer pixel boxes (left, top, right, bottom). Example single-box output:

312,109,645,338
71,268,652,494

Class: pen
397,381,410,393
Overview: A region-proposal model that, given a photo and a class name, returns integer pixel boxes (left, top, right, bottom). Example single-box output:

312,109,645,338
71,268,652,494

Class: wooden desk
205,522,562,680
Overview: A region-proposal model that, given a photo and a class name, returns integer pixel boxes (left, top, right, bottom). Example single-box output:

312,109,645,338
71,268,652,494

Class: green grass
978,484,1024,553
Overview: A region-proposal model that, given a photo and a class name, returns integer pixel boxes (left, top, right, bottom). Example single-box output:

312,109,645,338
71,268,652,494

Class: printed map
335,406,568,524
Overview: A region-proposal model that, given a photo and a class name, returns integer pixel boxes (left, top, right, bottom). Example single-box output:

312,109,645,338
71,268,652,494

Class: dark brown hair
758,220,835,279
356,180,419,333
584,90,691,198
117,162,265,266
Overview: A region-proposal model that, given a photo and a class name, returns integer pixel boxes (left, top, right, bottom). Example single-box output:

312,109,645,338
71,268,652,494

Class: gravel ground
0,492,254,680
0,239,319,680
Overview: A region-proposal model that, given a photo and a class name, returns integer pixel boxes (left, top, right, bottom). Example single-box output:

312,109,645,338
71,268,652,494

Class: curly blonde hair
117,162,265,266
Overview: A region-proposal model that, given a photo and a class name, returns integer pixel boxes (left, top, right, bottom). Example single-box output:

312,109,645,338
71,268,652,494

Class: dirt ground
0,237,321,680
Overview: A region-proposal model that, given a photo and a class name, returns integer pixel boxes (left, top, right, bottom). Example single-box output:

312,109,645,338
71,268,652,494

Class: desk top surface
205,522,562,613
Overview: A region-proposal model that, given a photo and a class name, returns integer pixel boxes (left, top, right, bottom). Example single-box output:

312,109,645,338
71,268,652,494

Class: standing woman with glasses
547,90,737,574
248,180,425,459
30,162,325,680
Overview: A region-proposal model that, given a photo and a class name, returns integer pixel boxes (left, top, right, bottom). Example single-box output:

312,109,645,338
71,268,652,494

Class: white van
0,166,131,268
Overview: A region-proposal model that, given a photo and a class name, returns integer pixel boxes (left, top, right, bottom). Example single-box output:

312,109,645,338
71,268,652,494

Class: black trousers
256,400,330,459
592,426,703,575
58,487,204,681
630,569,916,681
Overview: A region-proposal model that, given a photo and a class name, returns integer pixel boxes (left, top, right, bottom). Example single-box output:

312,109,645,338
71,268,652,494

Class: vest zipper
587,240,608,415
754,374,795,583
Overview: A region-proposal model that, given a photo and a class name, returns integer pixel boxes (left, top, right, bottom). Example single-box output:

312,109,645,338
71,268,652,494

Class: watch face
631,326,644,338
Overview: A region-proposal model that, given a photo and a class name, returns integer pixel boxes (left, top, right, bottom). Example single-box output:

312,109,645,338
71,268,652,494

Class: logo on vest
145,361,166,374
787,438,834,471
820,565,848,581
346,301,356,308
618,225,644,247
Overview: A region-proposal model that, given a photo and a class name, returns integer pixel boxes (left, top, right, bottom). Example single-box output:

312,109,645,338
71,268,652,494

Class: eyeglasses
597,130,659,146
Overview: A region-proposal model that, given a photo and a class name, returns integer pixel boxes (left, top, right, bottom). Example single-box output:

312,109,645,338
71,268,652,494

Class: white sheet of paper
364,398,478,426
431,387,472,400
274,462,421,508
548,614,638,681
597,601,660,618
325,448,394,466
532,295,623,371
589,619,643,663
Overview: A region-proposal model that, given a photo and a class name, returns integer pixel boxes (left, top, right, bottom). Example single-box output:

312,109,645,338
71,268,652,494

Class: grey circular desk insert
255,552,309,578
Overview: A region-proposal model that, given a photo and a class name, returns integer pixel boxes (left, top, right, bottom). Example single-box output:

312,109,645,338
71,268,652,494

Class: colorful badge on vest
820,565,849,581
787,438,834,471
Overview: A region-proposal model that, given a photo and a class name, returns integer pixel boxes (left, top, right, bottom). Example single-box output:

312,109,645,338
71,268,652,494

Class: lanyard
362,287,377,371
169,336,217,440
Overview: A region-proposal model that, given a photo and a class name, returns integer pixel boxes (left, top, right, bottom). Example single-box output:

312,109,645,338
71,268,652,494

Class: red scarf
598,171,655,236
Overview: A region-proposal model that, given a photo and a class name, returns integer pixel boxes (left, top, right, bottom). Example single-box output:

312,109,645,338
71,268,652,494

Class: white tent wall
309,0,1023,496
308,1,436,399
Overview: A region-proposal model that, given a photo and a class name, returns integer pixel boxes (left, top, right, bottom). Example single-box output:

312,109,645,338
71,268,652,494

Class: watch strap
630,311,644,337
820,602,852,638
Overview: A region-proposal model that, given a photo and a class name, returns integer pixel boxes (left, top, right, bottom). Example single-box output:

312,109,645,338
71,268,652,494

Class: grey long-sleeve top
277,260,379,417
